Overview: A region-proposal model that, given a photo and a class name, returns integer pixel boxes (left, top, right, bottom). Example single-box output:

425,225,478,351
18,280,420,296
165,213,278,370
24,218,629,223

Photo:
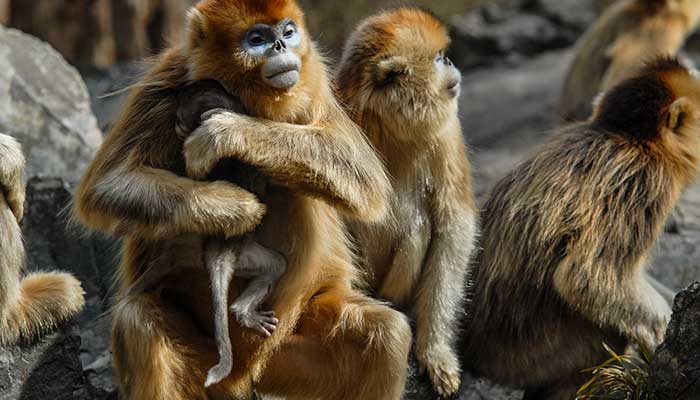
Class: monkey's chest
365,189,432,290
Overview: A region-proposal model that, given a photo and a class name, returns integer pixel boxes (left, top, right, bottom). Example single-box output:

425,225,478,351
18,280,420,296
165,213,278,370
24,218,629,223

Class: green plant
576,343,655,400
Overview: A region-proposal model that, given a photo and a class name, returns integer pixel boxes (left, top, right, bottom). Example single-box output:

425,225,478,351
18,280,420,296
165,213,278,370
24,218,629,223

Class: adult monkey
73,1,412,399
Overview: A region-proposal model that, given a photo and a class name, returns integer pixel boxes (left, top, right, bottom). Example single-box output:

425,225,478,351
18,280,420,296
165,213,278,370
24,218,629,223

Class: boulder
0,27,102,182
650,282,700,400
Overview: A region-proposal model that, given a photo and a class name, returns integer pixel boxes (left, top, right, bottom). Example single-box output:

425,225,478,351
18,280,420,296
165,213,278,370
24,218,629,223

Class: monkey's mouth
447,80,461,99
265,69,300,89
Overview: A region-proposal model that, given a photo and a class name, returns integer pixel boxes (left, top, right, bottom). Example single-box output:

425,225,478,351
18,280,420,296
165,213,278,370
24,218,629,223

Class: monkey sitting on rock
465,57,700,400
125,80,287,388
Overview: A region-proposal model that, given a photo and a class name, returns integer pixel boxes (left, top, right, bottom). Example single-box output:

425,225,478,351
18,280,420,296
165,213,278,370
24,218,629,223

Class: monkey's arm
184,109,390,222
553,255,671,350
75,163,266,240
413,155,477,395
0,134,25,223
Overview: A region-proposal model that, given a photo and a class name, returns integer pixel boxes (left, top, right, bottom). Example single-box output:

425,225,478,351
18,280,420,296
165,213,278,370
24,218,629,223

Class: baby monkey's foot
233,309,279,338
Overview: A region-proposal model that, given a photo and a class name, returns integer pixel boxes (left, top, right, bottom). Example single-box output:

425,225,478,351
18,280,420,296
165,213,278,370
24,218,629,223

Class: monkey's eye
283,23,297,39
247,31,266,47
435,52,444,63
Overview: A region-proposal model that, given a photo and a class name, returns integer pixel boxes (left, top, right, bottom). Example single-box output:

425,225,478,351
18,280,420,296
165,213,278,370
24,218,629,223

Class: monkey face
338,8,460,137
242,19,302,90
186,0,310,99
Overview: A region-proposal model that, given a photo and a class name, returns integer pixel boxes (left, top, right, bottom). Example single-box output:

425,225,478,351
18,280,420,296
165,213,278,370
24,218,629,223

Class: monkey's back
464,125,672,385
558,0,648,121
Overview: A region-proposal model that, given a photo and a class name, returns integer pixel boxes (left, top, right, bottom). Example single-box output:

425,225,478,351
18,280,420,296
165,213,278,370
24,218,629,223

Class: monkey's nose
273,40,286,52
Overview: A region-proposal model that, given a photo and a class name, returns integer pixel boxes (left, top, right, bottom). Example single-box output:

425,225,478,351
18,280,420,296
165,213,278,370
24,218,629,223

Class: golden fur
73,0,411,399
0,133,84,346
337,8,478,398
559,0,700,121
465,58,700,400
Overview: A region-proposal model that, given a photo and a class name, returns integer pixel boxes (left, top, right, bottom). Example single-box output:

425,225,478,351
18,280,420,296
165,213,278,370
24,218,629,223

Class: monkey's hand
416,341,462,398
0,134,26,223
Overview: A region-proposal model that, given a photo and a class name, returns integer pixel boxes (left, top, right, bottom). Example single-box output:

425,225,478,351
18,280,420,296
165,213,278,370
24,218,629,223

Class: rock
459,49,572,152
0,27,103,182
81,63,143,132
21,178,119,367
450,8,572,70
0,326,85,400
530,0,597,31
0,177,121,400
5,0,196,69
650,282,700,400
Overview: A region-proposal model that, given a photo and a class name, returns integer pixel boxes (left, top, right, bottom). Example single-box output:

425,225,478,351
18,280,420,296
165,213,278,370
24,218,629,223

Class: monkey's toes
427,362,461,398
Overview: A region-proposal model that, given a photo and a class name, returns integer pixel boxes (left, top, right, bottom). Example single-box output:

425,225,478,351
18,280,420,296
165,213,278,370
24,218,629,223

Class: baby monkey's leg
230,236,286,337
204,238,240,388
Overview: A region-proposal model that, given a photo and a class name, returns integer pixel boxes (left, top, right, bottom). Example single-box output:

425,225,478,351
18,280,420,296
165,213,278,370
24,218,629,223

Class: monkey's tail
0,272,86,346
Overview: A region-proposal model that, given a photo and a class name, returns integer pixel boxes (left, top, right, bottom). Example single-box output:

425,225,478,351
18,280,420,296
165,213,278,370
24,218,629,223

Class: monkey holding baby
74,1,412,399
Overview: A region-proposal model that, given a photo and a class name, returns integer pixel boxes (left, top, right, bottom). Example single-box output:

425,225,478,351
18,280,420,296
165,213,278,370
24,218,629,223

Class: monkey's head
592,57,700,176
337,8,461,138
185,0,317,118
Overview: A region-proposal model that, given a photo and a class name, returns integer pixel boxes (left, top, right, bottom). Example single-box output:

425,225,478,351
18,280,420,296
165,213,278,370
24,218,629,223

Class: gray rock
460,49,572,152
0,326,84,400
81,63,142,132
0,178,121,399
532,0,597,31
449,6,575,70
0,27,102,181
650,282,700,400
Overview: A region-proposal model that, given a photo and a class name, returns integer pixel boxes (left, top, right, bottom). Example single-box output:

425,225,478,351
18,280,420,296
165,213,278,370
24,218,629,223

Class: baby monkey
127,80,286,388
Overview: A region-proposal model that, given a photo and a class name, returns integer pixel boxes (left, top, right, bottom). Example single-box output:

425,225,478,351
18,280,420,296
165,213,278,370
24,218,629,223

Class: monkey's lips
264,67,300,89
447,81,461,98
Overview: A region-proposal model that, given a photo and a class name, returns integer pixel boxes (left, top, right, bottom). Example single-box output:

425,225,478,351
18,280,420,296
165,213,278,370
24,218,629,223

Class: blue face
242,19,303,90
242,19,302,58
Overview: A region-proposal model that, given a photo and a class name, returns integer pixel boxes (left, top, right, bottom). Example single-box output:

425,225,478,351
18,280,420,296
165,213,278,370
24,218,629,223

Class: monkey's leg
112,291,224,400
76,165,265,240
204,239,239,388
229,239,286,338
0,133,26,222
0,192,85,346
413,208,476,397
256,288,412,400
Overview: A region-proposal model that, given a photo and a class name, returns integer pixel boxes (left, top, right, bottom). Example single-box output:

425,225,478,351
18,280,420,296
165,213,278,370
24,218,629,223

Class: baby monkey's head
337,7,461,138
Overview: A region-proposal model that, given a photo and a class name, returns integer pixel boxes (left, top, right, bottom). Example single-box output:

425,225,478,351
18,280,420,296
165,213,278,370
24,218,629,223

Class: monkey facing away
0,133,85,346
559,0,700,122
464,58,700,400
337,8,478,398
125,80,287,388
74,1,412,399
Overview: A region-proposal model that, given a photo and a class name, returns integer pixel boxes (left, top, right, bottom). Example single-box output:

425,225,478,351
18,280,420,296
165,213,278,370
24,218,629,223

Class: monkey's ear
666,97,693,133
375,56,411,85
186,8,207,50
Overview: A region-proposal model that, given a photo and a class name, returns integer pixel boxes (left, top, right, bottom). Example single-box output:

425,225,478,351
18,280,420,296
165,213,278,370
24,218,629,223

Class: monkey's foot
417,347,462,398
234,309,279,338
205,359,233,388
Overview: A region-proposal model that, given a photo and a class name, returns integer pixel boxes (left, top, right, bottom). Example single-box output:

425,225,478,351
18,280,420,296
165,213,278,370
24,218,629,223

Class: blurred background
0,1,699,399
